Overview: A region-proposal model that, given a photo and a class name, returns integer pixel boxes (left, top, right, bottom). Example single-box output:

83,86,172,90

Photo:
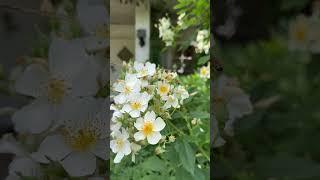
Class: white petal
153,117,166,131
61,152,96,177
8,157,42,178
129,110,140,118
227,95,253,119
0,134,26,156
91,139,107,160
134,118,144,130
134,61,144,71
33,134,71,163
77,0,108,34
12,99,54,134
122,104,131,113
71,59,99,96
134,131,145,141
114,94,126,104
49,38,90,80
122,141,131,155
114,152,124,163
15,64,49,97
147,132,162,145
144,111,156,121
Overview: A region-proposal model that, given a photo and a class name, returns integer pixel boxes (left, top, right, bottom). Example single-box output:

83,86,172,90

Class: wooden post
135,0,150,62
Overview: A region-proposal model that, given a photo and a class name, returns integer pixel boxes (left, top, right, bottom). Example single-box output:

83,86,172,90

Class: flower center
200,67,208,76
124,85,132,94
142,122,154,136
115,139,124,150
159,85,169,95
47,79,66,104
295,27,306,42
141,69,148,76
63,129,97,152
131,102,142,110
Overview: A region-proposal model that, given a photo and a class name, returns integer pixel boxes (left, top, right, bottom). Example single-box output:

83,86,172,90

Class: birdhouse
110,0,150,81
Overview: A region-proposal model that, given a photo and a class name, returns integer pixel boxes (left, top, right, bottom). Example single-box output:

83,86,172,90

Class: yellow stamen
131,102,142,110
47,79,66,104
142,122,154,136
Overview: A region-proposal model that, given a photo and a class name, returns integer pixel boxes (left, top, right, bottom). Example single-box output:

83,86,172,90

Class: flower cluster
193,30,210,54
155,17,175,46
110,61,189,163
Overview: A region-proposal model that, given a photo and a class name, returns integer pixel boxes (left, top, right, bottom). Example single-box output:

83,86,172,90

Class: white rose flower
130,142,141,162
216,75,253,136
134,61,156,78
193,29,210,54
157,17,175,46
110,128,132,163
199,64,210,79
31,98,108,177
163,94,180,109
122,92,151,118
288,15,311,52
174,86,189,104
134,111,166,145
12,38,99,134
113,74,141,103
157,81,171,98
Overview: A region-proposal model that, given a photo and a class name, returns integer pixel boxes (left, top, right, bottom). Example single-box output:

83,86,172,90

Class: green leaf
141,156,166,172
174,139,195,175
141,175,169,180
197,55,210,65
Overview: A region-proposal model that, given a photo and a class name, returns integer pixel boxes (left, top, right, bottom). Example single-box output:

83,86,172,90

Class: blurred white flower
199,63,210,79
163,94,180,109
134,111,166,145
193,30,210,54
174,85,189,104
288,15,312,52
216,74,253,136
12,38,99,134
32,98,107,177
177,13,188,30
110,128,132,163
130,142,141,162
157,81,171,98
156,17,175,46
6,157,42,180
122,92,151,118
0,133,26,157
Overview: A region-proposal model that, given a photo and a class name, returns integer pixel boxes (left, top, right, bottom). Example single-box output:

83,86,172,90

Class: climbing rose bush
110,61,189,163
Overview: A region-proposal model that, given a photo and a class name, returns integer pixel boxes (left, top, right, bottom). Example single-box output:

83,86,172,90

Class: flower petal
153,117,166,131
12,99,54,134
144,111,156,122
129,110,140,118
91,139,108,160
134,118,144,130
122,141,131,155
8,157,42,178
15,64,49,97
134,131,145,141
114,152,124,163
49,38,90,80
61,152,96,177
147,132,162,145
32,134,71,163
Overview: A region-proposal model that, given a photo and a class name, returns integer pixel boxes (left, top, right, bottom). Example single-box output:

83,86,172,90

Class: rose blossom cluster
110,61,189,163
